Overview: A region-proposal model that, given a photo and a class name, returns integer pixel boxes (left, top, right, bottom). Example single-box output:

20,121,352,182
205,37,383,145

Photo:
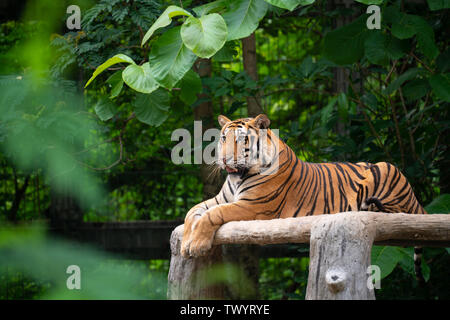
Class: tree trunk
242,33,263,117
193,58,223,200
7,171,30,222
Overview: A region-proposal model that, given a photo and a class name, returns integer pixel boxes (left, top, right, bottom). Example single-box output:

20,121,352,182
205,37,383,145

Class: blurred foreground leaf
0,223,167,299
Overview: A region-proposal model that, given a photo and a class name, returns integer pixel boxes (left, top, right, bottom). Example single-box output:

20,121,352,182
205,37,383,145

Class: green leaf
425,194,450,213
85,54,135,88
391,14,418,39
299,56,315,78
321,97,337,125
134,89,170,126
402,79,429,102
141,5,193,47
106,71,124,99
222,0,268,41
149,27,197,89
94,96,117,121
384,68,424,95
436,49,450,73
364,31,408,65
264,0,315,11
390,13,438,59
414,17,439,59
428,74,450,102
193,0,228,16
181,14,228,58
371,246,403,279
427,0,450,10
323,16,367,65
179,69,202,105
122,63,159,94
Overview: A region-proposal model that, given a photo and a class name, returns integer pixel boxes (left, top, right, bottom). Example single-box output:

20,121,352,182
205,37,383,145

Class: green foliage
122,62,159,93
181,14,228,58
149,27,197,89
324,16,367,65
85,53,135,88
222,0,268,40
265,0,316,11
134,89,170,126
0,224,167,299
140,5,192,46
425,194,450,214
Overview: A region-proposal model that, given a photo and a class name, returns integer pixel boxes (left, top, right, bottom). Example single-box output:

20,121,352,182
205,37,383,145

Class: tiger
180,114,427,281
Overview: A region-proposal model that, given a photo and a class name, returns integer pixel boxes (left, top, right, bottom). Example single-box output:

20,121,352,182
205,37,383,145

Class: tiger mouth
225,166,239,173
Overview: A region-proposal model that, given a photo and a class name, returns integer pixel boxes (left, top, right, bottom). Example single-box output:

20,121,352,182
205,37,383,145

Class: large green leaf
141,5,192,47
149,27,197,89
222,0,268,41
389,12,438,59
324,16,367,65
134,89,170,126
371,246,403,279
264,0,315,11
181,14,228,58
425,194,450,213
428,74,450,102
122,63,159,94
364,31,408,65
178,69,202,105
85,54,135,88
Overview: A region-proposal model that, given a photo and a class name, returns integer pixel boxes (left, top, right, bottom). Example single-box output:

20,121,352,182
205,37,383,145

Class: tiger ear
218,115,231,127
253,114,270,129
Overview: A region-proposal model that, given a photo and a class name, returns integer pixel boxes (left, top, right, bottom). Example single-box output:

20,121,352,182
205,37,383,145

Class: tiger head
217,114,279,176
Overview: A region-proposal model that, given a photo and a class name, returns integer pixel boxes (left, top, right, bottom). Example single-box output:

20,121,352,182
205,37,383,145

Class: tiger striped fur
181,114,426,281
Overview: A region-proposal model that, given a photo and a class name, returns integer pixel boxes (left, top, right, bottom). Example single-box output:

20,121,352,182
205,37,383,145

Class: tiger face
216,114,277,175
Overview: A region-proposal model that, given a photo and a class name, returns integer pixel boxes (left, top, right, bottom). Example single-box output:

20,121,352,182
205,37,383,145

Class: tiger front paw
183,216,218,258
187,231,215,258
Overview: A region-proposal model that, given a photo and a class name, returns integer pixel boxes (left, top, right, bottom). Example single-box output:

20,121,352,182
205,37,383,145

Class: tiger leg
185,201,263,258
181,197,221,258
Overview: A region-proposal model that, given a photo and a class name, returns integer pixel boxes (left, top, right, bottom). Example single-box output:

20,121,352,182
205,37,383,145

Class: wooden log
171,212,450,247
168,212,450,300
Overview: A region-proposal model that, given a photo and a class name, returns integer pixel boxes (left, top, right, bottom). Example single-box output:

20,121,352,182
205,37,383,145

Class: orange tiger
181,114,427,280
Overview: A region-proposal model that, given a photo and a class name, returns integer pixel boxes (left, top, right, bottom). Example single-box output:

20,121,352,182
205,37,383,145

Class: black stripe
324,165,335,212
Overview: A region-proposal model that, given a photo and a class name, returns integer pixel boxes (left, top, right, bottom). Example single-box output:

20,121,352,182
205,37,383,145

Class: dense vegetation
0,0,449,299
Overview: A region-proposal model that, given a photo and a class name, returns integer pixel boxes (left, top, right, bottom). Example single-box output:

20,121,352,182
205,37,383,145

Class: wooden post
167,225,226,300
305,214,376,300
